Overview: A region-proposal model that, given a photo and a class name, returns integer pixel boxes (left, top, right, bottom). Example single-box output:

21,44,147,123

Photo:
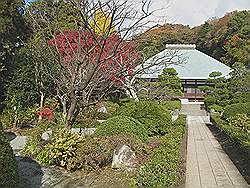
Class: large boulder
111,145,137,170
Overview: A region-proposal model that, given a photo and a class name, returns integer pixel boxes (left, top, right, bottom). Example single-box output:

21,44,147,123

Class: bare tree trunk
38,92,45,122
57,93,67,122
130,88,139,101
12,106,18,129
62,98,67,121
66,99,76,129
66,88,78,129
125,87,139,101
125,78,139,101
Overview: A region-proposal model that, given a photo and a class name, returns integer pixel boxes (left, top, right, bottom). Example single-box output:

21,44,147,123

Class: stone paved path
185,115,249,188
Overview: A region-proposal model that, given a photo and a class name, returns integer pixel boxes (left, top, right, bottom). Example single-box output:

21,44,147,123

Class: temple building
139,44,231,101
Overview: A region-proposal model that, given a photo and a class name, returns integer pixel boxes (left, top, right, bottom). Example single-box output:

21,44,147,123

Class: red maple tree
37,107,54,121
47,30,141,127
48,30,140,85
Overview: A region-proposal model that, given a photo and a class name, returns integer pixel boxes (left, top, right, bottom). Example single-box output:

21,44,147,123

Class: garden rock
10,136,27,151
97,105,108,113
96,120,106,123
111,145,137,169
172,109,179,121
42,129,52,141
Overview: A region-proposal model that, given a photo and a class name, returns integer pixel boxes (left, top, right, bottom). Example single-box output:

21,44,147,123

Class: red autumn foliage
47,30,140,85
37,107,54,121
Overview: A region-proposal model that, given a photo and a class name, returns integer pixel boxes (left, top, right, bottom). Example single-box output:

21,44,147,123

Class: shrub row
210,114,250,150
136,114,186,187
114,100,172,136
0,123,18,187
222,102,250,120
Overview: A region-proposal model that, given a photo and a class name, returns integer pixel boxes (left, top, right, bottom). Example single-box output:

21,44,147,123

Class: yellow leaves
90,9,115,36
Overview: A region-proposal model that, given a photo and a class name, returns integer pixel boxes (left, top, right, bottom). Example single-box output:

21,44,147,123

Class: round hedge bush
222,102,250,120
0,125,18,187
114,101,172,136
95,115,149,142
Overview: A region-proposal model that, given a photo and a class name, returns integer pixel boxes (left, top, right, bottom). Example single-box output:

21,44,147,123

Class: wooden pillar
195,79,197,101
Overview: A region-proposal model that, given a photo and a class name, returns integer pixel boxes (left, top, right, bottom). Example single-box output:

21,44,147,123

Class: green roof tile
139,44,231,80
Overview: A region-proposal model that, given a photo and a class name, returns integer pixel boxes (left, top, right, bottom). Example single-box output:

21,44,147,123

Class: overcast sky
25,0,250,27
149,0,250,27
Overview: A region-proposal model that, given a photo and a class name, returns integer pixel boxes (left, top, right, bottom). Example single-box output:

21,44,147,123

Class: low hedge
222,102,250,120
136,114,186,187
95,115,149,142
0,124,18,187
115,101,172,136
210,114,250,150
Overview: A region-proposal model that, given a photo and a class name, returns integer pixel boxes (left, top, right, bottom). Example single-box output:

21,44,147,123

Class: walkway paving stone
185,116,249,188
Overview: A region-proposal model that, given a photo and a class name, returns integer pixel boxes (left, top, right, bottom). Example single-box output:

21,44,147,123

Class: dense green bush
211,114,250,150
105,101,120,114
0,124,18,187
35,129,83,169
22,121,62,157
172,114,187,128
136,115,186,187
0,105,38,129
222,102,250,120
228,114,249,133
159,100,181,111
209,104,224,113
115,101,172,136
95,116,149,142
204,95,217,108
231,92,250,104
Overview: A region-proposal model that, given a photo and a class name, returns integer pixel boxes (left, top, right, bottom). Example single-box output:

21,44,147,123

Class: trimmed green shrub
105,101,120,114
159,100,181,111
211,114,250,150
231,92,250,104
172,114,187,128
204,95,217,108
0,124,18,187
209,104,224,113
95,116,149,142
115,101,172,136
136,115,186,187
222,102,250,120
